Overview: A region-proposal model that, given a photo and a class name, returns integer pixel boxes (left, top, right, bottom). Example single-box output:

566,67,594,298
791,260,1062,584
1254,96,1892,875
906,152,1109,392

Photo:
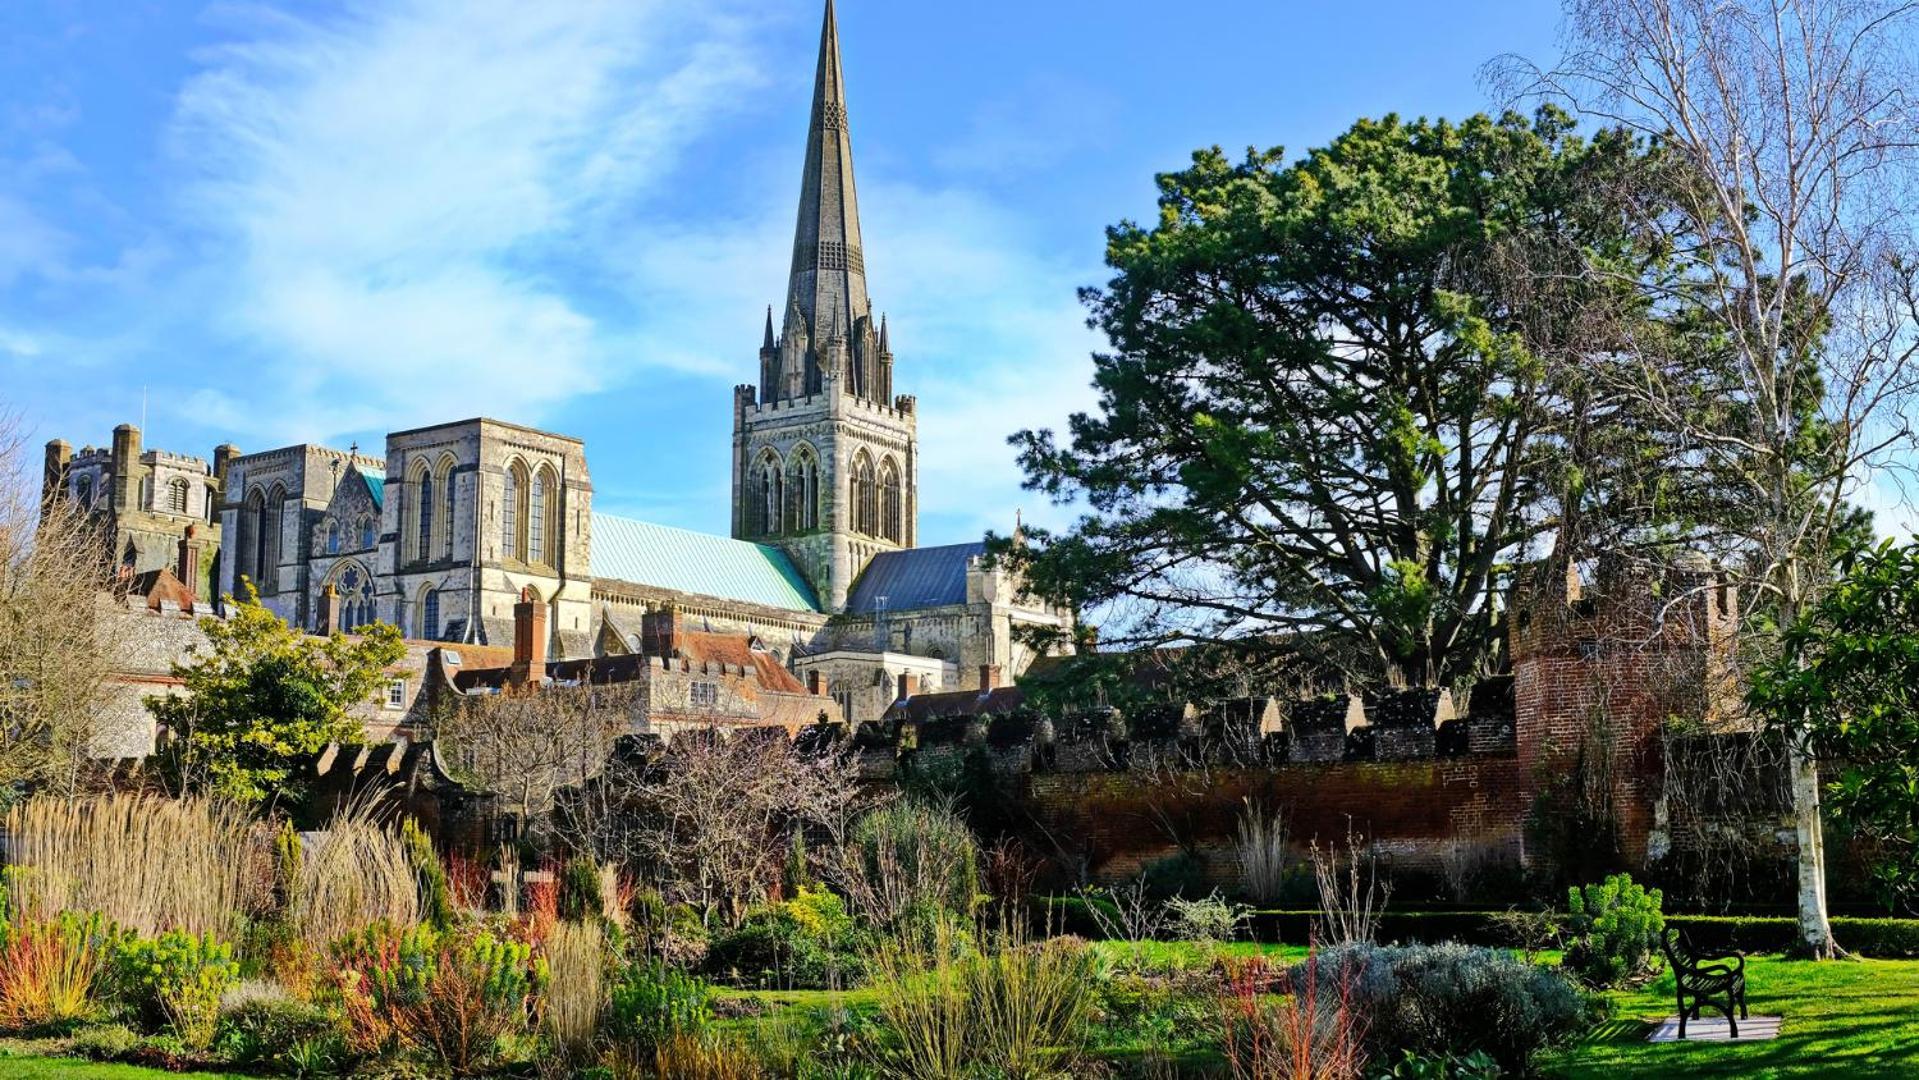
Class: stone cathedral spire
735,0,916,611
773,0,886,404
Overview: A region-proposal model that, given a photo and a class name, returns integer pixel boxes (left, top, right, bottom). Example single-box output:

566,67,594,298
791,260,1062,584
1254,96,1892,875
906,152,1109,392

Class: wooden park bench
1661,926,1749,1039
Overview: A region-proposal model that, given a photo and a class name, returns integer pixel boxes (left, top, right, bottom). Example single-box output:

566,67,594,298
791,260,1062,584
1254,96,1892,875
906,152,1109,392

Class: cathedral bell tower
733,0,917,612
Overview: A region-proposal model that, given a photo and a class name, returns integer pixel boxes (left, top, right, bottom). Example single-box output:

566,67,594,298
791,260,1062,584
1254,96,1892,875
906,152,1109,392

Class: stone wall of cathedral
732,384,918,611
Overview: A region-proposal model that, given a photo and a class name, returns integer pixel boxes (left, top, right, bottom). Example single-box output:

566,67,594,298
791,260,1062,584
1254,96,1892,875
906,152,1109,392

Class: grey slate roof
844,542,984,614
591,514,821,613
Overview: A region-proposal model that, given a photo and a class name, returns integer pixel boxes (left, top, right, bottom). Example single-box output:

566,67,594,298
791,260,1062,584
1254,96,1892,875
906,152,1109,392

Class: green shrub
1374,1048,1502,1080
68,1022,142,1061
1298,942,1592,1075
112,929,240,1051
850,800,981,924
559,857,604,923
330,923,543,1073
400,819,453,930
1163,891,1251,943
706,886,867,989
1564,873,1665,986
214,997,340,1070
608,957,711,1055
1140,852,1208,899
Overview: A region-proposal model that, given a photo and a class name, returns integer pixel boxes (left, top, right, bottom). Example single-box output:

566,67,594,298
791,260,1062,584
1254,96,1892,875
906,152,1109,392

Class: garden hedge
1042,897,1919,958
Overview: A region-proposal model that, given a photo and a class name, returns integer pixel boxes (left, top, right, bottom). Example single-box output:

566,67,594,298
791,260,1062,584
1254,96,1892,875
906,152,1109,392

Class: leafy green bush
849,800,981,924
112,929,240,1051
607,957,711,1055
1297,942,1592,1075
214,996,341,1071
400,819,453,930
1374,1048,1502,1079
68,1022,142,1061
1564,873,1665,986
1140,852,1208,900
706,886,868,989
329,922,544,1073
559,857,604,922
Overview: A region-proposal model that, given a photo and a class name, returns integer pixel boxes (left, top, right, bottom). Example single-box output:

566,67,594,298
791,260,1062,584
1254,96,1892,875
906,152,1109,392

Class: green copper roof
590,513,820,613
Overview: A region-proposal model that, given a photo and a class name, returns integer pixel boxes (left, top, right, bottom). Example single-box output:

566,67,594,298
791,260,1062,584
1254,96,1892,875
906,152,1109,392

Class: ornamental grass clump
1564,873,1665,987
541,919,607,1061
2,794,263,940
0,914,118,1030
290,808,420,956
862,918,1099,1080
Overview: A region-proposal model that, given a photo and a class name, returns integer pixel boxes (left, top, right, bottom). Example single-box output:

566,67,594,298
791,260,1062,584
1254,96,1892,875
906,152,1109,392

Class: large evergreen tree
1002,110,1653,688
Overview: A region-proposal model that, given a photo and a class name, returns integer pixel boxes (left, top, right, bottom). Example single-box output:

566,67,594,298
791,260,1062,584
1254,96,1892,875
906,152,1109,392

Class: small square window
385,678,407,710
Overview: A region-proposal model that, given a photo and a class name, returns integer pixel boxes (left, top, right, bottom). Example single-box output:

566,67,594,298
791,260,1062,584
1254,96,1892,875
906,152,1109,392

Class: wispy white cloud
166,0,768,442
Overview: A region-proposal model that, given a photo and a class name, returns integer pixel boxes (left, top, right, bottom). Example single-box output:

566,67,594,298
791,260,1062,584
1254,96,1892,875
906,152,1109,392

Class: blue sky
3,0,1582,544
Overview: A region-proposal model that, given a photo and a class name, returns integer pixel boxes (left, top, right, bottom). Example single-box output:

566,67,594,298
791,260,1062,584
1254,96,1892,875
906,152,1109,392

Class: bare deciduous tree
1500,0,1919,957
618,728,864,928
432,678,631,841
0,409,120,797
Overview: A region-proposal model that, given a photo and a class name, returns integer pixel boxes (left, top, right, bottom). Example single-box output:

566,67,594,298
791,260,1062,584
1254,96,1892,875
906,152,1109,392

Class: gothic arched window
754,451,784,537
360,517,375,549
530,468,552,565
327,522,340,554
239,488,263,588
420,586,440,641
262,484,285,594
879,458,902,543
787,446,820,531
850,451,876,536
502,462,524,560
74,476,93,508
415,470,434,564
167,477,190,514
435,456,456,561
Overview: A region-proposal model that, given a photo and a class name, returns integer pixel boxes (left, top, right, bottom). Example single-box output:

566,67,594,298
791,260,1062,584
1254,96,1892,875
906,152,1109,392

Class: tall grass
863,919,1098,1080
543,920,606,1059
288,804,420,954
0,918,108,1029
2,794,263,938
1235,799,1291,905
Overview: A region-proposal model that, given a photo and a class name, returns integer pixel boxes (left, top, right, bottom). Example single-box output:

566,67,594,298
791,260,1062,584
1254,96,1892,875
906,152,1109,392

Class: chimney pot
807,671,826,696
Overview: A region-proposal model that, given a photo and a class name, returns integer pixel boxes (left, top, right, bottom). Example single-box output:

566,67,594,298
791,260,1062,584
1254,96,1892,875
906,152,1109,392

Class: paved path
1647,1015,1783,1043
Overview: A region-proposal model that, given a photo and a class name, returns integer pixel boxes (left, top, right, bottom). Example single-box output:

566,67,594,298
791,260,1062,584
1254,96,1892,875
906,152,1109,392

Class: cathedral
45,0,1071,728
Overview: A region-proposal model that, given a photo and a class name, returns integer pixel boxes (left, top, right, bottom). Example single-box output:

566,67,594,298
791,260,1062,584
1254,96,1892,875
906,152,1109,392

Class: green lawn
0,1058,250,1080
1544,955,1919,1078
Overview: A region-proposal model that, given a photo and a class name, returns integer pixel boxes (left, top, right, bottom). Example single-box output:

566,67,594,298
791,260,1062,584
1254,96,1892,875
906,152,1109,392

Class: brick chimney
177,524,205,603
510,588,547,688
979,664,1001,691
897,672,919,701
807,670,826,696
318,584,341,636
